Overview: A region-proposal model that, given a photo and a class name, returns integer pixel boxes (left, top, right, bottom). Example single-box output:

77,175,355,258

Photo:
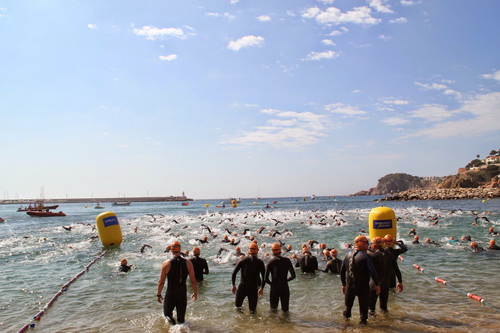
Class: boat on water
222,198,241,204
112,201,131,206
27,211,66,217
95,203,105,209
181,202,189,206
17,203,59,212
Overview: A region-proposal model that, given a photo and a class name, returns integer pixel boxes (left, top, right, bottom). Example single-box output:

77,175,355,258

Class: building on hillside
484,155,500,165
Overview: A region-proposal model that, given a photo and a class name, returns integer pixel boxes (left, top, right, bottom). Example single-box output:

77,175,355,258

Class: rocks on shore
380,187,500,201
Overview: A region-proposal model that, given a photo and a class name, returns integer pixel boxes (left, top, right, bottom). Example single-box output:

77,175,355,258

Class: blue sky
1,0,499,200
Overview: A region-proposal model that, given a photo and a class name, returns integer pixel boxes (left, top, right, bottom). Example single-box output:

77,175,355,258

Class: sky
0,0,499,200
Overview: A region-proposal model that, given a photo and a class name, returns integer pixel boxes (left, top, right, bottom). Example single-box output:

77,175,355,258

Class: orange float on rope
435,277,447,285
467,293,485,303
398,255,404,261
413,264,424,272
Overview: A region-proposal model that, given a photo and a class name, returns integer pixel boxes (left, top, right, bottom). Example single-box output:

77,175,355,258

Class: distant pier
0,196,193,205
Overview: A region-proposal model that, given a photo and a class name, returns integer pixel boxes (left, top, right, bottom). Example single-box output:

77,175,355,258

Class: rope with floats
17,250,109,333
398,255,499,312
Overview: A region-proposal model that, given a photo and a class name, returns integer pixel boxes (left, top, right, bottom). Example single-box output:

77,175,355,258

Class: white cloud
390,17,408,23
482,70,500,81
317,0,335,4
303,50,338,61
257,15,272,22
401,0,421,6
87,24,98,30
133,26,186,40
381,117,409,125
369,0,394,14
383,98,409,105
324,103,368,116
227,35,265,51
159,54,177,61
303,6,381,26
410,104,455,122
415,81,461,99
404,92,500,139
206,12,236,20
322,39,336,46
221,109,330,148
379,34,391,41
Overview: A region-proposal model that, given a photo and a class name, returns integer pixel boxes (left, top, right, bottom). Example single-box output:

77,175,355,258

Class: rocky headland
352,152,500,201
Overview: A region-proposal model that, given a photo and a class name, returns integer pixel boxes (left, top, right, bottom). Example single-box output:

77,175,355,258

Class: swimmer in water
486,239,500,250
119,258,133,272
470,242,485,253
412,235,420,244
323,249,342,274
189,247,209,282
157,241,198,325
231,243,265,313
298,248,319,274
340,235,380,325
261,243,296,312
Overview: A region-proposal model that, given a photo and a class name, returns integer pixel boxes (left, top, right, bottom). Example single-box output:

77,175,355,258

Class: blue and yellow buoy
95,211,122,247
231,200,237,208
369,206,397,241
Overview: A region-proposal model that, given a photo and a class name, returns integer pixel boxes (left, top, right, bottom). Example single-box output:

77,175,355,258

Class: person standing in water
157,241,198,325
340,235,380,325
190,246,209,282
231,242,265,313
262,243,296,312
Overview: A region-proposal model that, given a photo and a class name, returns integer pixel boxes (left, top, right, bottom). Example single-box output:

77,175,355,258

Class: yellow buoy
96,211,122,247
369,206,397,241
231,200,237,208
205,203,210,207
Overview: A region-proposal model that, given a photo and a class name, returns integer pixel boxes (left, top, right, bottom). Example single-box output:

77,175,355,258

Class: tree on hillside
490,149,498,156
465,159,484,170
476,154,480,159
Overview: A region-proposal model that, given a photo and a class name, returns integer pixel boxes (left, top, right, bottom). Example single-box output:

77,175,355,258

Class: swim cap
320,243,326,249
286,244,293,250
425,238,431,243
414,235,420,240
249,242,259,254
371,236,384,248
490,239,496,245
302,243,308,249
384,234,393,242
171,241,181,252
272,242,281,254
291,254,297,259
193,247,201,255
330,249,338,256
470,242,478,248
489,227,494,232
120,258,127,265
235,247,241,252
323,250,330,256
354,235,368,244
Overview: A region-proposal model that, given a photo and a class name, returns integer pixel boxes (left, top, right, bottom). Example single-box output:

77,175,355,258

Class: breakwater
380,187,500,201
0,196,192,205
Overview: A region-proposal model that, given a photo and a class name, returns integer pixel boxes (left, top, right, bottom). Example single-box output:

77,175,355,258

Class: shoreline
379,187,500,201
0,196,193,205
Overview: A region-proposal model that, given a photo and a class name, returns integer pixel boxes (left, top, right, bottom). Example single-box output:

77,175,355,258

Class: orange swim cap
414,235,420,240
193,247,201,255
120,258,127,265
271,242,281,253
371,236,384,248
235,247,241,252
171,241,181,251
384,234,393,242
320,243,326,249
323,250,330,256
330,249,338,256
470,242,478,248
354,235,368,244
249,242,259,254
291,254,297,259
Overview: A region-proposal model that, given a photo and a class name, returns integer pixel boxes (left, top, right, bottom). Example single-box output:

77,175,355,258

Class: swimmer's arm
287,261,296,281
203,260,209,275
157,260,171,301
186,259,198,301
231,261,242,286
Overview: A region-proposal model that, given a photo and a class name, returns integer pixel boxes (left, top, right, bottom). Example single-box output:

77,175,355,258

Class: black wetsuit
262,255,296,311
340,250,380,324
487,244,500,250
232,255,265,312
189,256,209,282
369,249,402,313
323,258,342,274
164,256,189,324
119,264,131,272
386,241,407,288
298,253,319,274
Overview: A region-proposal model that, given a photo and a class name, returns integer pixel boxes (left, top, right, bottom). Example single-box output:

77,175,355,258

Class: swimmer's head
330,249,338,257
193,247,201,256
235,247,241,252
286,244,293,250
203,236,208,240
272,242,281,255
489,227,494,232
470,242,478,249
291,254,298,259
323,250,330,257
490,239,496,245
354,235,369,250
171,241,181,253
302,243,308,249
414,235,419,240
384,234,394,247
449,236,455,240
320,243,326,249
249,242,259,255
120,258,128,265
425,238,431,243
371,236,384,249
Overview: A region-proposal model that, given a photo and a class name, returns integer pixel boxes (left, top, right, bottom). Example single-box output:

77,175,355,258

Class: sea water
0,197,499,333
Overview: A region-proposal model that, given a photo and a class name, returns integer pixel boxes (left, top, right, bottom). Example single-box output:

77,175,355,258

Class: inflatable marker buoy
435,277,447,285
95,211,122,247
413,264,424,272
398,255,404,261
369,207,397,241
467,293,485,303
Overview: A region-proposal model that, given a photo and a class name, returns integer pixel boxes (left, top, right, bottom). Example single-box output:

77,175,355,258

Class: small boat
95,203,105,209
27,211,66,217
181,202,189,206
112,201,131,206
17,203,59,212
